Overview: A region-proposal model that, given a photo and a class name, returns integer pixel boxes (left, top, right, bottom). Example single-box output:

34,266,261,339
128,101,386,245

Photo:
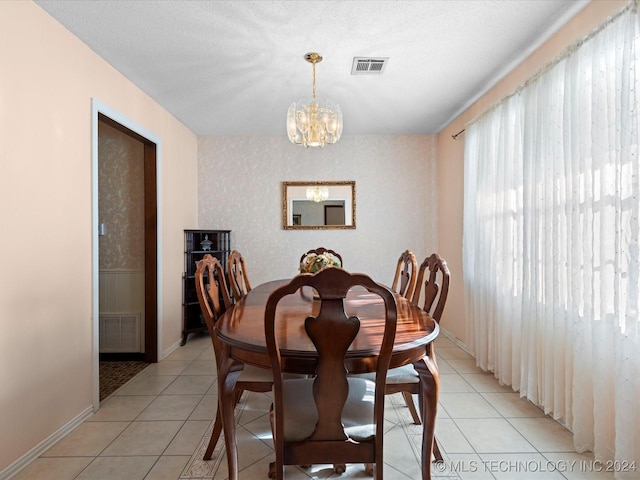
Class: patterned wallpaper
198,135,438,288
98,122,145,270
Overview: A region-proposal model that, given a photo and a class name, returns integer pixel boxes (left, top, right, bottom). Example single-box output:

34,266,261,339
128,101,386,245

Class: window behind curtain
463,5,639,473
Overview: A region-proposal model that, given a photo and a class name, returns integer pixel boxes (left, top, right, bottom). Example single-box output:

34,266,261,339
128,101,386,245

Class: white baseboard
438,326,473,356
161,338,183,360
0,406,94,480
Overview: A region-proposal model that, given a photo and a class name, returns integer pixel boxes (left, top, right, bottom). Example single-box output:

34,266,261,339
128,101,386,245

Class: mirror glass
283,181,356,229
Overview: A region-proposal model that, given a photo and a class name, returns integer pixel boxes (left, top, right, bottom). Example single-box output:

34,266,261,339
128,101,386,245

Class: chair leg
234,388,244,404
401,391,444,464
204,388,245,461
433,437,444,463
402,391,422,424
203,406,224,460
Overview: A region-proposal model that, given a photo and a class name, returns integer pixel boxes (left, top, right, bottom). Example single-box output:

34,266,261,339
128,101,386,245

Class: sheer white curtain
463,5,639,475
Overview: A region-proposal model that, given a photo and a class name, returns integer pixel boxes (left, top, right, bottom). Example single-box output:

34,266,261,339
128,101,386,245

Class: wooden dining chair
265,268,398,480
391,249,418,299
386,253,450,462
227,249,252,301
299,247,343,268
194,254,273,461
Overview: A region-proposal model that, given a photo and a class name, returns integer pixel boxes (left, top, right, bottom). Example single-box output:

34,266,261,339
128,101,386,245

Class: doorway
92,101,160,407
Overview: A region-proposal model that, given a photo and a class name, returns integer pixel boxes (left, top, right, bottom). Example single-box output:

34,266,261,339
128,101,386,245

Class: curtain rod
452,128,465,140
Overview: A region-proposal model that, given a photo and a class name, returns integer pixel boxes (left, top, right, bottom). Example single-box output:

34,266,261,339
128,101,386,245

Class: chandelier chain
312,61,316,100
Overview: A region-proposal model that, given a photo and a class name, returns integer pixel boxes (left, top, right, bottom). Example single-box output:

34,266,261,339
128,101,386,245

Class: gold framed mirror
282,181,356,230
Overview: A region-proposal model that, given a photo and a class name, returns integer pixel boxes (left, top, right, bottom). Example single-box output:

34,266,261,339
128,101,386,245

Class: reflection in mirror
292,200,345,226
283,181,355,229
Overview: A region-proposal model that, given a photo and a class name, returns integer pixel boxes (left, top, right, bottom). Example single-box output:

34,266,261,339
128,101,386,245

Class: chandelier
287,53,343,148
306,186,329,202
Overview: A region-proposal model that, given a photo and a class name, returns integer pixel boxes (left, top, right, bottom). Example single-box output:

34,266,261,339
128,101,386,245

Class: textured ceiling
35,0,588,136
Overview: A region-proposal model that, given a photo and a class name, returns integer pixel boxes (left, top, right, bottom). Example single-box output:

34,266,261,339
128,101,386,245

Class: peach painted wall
436,0,627,348
0,1,197,473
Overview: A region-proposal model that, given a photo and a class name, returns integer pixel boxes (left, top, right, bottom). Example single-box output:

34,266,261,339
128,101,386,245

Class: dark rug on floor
99,361,149,400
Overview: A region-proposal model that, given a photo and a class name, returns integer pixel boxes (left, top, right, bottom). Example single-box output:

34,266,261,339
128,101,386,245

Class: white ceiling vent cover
352,57,389,75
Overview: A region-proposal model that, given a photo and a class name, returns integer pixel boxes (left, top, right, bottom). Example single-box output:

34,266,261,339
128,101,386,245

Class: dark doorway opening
97,113,158,370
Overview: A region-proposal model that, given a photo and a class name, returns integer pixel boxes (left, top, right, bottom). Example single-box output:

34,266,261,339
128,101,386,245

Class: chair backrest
227,250,252,301
194,254,232,336
411,253,450,323
391,249,418,300
265,268,397,473
299,247,343,269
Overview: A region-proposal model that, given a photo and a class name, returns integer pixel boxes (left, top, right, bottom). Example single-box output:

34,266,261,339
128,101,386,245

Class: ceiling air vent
351,57,389,75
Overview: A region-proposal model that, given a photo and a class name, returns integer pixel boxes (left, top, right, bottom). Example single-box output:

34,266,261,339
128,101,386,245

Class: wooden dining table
214,279,441,480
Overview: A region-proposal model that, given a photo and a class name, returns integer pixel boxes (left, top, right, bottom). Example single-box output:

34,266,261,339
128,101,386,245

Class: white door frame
90,99,163,409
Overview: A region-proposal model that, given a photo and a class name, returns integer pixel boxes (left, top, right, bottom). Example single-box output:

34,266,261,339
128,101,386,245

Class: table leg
414,349,440,480
217,348,242,480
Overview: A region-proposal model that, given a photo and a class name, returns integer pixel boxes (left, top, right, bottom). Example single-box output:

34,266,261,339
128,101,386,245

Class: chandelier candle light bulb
306,186,329,202
287,52,343,148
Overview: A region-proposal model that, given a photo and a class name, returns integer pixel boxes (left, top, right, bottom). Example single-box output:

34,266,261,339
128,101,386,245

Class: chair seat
280,377,376,442
385,364,419,384
358,364,419,384
237,363,273,382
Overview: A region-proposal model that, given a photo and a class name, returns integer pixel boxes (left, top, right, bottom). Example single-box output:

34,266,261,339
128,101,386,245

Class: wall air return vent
99,313,141,353
351,57,389,75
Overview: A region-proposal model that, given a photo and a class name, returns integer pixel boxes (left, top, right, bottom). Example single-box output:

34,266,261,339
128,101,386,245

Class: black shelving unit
182,229,231,345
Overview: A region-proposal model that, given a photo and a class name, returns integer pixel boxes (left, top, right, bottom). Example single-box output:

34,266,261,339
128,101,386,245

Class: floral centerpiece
299,252,342,274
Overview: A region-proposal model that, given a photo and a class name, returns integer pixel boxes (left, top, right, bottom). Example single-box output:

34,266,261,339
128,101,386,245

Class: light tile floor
12,334,615,480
